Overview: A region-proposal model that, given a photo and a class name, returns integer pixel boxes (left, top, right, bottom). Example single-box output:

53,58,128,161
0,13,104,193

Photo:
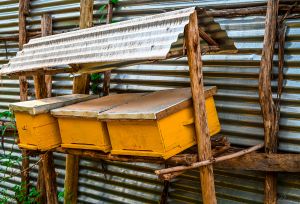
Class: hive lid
51,93,146,118
98,86,217,120
10,94,97,115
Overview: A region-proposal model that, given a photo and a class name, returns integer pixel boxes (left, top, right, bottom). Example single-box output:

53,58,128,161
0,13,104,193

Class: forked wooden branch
155,143,264,179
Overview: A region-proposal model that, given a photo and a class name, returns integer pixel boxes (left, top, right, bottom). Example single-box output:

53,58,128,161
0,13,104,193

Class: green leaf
110,0,119,4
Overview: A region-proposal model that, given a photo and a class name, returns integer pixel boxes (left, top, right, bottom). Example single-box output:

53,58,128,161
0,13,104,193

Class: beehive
10,94,96,151
51,93,145,152
98,86,220,159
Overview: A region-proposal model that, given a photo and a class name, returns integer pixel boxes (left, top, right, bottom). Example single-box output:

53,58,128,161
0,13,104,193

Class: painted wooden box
10,94,95,151
51,93,145,152
98,86,220,159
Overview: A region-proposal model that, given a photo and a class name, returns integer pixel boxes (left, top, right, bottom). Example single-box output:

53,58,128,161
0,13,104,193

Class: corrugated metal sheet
1,0,300,204
0,6,236,75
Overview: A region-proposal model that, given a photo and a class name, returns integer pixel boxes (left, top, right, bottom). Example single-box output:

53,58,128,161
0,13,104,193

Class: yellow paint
57,117,111,152
107,96,221,159
15,112,61,151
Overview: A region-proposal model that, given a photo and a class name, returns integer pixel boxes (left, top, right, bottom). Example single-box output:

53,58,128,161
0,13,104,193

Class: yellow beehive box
10,94,96,151
51,93,145,152
98,86,220,159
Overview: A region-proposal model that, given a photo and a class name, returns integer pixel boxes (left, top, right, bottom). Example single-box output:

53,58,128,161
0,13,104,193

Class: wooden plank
10,94,96,115
72,0,94,95
259,0,279,203
185,11,216,204
98,86,216,120
51,93,143,118
102,2,114,96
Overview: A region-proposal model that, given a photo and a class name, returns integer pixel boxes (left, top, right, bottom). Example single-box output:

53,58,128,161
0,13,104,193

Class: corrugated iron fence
1,0,300,203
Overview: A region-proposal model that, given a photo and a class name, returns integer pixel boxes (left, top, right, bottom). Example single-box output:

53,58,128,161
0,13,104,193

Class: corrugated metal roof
0,6,236,75
1,0,300,204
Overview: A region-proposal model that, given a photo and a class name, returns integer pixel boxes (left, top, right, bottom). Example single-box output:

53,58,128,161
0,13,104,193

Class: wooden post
259,0,279,203
33,13,57,204
102,2,114,96
185,11,217,204
64,1,94,203
72,0,93,94
41,14,53,98
18,0,30,201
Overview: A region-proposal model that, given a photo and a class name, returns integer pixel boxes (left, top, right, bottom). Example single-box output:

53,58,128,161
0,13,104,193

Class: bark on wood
36,162,46,204
185,11,216,204
65,1,94,203
41,14,53,98
18,1,30,201
33,74,47,99
72,0,94,95
155,143,264,176
102,3,114,96
18,0,29,101
35,14,55,203
214,153,300,172
41,152,58,204
198,28,218,46
64,155,79,203
259,1,279,203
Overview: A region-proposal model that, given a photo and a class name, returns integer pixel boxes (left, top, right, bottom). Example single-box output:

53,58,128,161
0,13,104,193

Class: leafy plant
0,110,42,204
98,0,119,24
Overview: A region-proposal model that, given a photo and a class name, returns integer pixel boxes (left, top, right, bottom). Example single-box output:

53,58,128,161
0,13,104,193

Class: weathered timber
65,1,94,203
64,154,79,203
33,74,47,99
198,28,218,46
41,14,53,98
35,13,57,204
18,1,30,201
36,161,46,204
102,2,114,96
41,152,58,204
204,5,299,18
214,152,300,172
185,11,216,204
155,143,264,176
259,0,279,203
72,0,93,94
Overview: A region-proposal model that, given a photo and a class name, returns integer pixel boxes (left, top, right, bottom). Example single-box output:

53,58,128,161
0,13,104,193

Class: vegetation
0,111,63,204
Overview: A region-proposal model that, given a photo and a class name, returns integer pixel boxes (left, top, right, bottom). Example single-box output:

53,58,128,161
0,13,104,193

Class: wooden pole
18,1,30,201
185,11,217,204
259,0,279,203
102,2,114,96
72,0,93,94
34,13,58,204
155,143,264,177
64,1,94,203
41,14,53,98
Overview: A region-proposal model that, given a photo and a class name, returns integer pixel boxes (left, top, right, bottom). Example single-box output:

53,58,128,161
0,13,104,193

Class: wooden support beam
102,2,114,96
155,143,264,180
18,1,30,201
18,0,29,102
72,0,93,94
65,1,94,204
198,28,218,46
259,0,279,203
214,152,300,172
185,11,216,204
34,13,57,204
41,14,53,98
